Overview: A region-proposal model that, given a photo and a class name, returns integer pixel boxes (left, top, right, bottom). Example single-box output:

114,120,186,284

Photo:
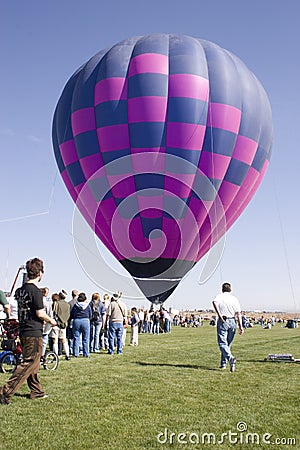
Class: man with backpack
0,258,57,405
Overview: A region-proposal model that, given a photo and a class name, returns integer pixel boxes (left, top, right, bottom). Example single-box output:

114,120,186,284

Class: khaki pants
130,326,139,346
1,336,45,401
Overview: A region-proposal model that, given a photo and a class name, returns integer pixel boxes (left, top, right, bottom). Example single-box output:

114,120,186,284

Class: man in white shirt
212,282,244,372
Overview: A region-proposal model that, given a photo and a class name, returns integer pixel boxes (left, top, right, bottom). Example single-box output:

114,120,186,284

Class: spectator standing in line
152,310,160,334
51,290,71,360
71,292,92,358
129,307,140,346
163,308,171,333
212,282,244,372
66,289,78,354
100,293,110,350
138,308,144,333
40,287,53,357
143,309,150,333
105,291,127,355
89,292,106,353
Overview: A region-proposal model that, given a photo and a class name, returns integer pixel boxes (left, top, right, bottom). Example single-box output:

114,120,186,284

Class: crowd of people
0,257,295,407
0,284,175,362
42,291,174,358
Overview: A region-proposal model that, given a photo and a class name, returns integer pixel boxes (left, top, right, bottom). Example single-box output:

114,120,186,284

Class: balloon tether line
270,168,297,310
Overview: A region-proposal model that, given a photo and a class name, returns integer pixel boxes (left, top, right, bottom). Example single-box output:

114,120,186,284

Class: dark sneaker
65,356,71,361
229,357,236,372
0,393,11,405
33,394,49,400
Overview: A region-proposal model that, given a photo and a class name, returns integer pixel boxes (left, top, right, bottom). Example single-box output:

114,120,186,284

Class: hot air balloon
52,34,273,304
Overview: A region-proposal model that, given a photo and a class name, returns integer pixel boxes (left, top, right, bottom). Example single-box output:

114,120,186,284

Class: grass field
0,323,299,450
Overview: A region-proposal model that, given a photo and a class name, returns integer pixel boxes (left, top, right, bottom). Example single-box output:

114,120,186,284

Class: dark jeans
1,336,45,401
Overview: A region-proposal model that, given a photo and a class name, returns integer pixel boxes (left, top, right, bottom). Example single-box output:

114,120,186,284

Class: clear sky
1,0,299,312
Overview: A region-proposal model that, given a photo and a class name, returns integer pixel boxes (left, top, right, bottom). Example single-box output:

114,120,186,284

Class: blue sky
1,0,299,312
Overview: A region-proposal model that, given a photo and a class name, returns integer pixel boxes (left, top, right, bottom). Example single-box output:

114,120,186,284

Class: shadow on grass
14,393,31,399
133,361,219,371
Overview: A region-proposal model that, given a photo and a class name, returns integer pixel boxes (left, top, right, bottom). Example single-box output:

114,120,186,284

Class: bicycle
0,319,59,373
40,350,59,371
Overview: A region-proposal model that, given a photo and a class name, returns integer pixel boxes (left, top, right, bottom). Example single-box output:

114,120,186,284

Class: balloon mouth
120,257,194,278
120,257,195,304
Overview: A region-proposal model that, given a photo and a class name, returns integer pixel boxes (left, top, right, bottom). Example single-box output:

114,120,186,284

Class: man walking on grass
212,282,244,372
0,257,57,405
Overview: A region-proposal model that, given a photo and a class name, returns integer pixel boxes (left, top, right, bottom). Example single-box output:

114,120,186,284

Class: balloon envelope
52,34,273,304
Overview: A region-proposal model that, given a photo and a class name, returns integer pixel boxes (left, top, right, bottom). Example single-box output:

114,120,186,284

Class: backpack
55,314,67,329
15,287,32,324
53,300,70,329
92,307,100,322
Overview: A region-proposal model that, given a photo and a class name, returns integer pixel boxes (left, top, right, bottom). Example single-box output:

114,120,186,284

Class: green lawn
0,323,299,449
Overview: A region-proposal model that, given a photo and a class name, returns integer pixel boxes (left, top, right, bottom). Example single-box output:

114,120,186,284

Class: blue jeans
143,321,150,333
164,319,171,333
90,321,102,351
152,322,159,334
217,318,236,367
108,322,124,354
73,318,90,357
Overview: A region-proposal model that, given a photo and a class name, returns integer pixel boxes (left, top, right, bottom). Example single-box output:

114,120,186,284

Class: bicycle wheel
0,352,17,373
43,351,59,371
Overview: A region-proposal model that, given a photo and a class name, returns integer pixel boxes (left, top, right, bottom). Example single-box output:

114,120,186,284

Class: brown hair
52,293,59,302
91,292,100,304
40,287,49,297
222,282,231,293
26,258,44,280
